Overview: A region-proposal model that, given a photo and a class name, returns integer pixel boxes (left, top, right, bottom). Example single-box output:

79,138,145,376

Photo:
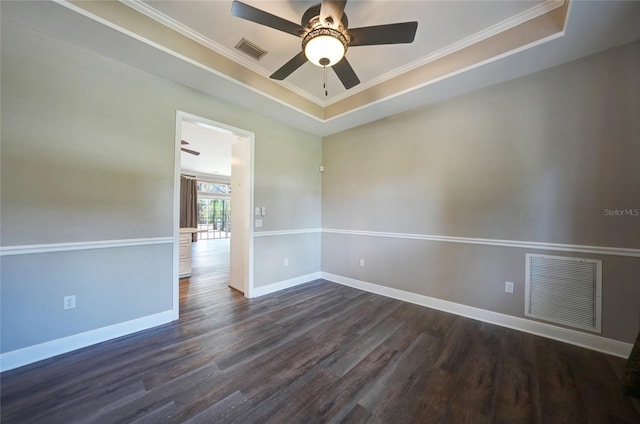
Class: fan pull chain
323,65,328,97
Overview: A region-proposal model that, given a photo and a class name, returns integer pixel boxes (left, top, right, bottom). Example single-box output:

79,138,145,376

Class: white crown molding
0,237,174,256
120,0,268,74
119,0,564,109
55,1,326,124
119,0,325,106
322,228,640,258
325,0,565,105
55,0,569,124
0,310,175,372
321,272,633,358
324,30,565,123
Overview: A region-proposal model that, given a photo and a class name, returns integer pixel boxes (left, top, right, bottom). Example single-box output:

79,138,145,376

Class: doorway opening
173,111,254,319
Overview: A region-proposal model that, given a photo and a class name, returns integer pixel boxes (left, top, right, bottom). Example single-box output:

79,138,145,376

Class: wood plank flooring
1,239,639,423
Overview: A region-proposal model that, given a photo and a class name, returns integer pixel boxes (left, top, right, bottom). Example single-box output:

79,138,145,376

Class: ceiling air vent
234,38,267,61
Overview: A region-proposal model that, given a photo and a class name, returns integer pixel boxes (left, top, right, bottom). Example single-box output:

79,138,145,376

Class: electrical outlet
505,281,514,294
359,259,365,267
64,295,76,310
284,258,289,266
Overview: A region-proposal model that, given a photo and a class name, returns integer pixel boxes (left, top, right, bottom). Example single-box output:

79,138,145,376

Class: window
196,180,231,240
197,181,231,195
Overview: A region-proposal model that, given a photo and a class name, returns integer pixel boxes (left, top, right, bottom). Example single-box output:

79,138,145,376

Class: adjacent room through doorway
176,114,254,312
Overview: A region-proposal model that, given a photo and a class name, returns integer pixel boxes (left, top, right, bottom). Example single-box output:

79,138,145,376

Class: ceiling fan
231,0,418,91
181,140,200,156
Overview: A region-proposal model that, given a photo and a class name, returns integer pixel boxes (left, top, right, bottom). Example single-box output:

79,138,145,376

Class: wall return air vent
525,254,602,333
234,38,267,61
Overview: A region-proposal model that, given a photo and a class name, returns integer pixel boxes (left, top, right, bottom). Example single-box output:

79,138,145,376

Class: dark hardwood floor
1,238,639,423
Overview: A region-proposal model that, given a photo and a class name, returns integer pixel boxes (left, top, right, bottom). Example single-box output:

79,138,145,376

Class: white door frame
172,111,255,319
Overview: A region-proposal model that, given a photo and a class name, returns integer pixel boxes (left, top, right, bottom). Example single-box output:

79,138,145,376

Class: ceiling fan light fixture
303,27,347,67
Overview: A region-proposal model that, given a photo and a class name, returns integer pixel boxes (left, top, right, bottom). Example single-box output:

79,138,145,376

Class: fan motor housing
302,4,349,30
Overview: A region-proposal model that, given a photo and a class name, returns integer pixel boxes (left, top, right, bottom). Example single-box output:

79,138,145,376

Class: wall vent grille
525,254,601,333
234,38,267,60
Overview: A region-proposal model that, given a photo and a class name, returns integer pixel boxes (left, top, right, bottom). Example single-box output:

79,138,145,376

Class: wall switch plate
255,207,261,216
319,165,324,172
261,207,267,217
359,259,365,267
284,258,289,266
505,281,514,294
255,219,263,228
64,295,76,310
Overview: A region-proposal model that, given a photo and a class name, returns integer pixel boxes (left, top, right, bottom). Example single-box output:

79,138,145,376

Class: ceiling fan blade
332,57,360,89
320,0,347,28
348,21,418,46
181,140,189,145
181,147,200,156
270,51,308,80
231,1,304,37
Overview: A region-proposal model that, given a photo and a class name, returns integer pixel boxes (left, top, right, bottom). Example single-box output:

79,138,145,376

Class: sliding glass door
196,180,231,240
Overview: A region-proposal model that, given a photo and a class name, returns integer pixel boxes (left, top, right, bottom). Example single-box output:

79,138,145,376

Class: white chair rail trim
0,237,174,256
322,228,640,258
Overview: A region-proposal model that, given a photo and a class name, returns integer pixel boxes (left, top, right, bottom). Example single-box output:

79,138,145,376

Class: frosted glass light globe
304,34,345,67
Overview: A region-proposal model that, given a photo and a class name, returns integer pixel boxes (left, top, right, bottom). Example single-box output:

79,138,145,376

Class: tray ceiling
134,0,548,103
3,1,640,136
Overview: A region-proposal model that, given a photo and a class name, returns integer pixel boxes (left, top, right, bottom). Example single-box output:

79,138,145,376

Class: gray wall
254,124,322,233
252,119,322,288
322,41,640,343
254,233,321,287
1,18,321,353
2,3,637,358
0,245,173,352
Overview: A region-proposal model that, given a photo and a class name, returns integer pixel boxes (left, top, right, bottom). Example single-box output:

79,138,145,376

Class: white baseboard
251,272,322,298
0,310,175,372
2,273,631,373
321,272,633,358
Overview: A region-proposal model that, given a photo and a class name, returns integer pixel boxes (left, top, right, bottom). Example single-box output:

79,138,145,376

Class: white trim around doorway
174,111,255,313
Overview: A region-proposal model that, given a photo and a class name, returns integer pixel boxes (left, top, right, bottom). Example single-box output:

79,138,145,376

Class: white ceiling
3,1,640,136
180,121,234,178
